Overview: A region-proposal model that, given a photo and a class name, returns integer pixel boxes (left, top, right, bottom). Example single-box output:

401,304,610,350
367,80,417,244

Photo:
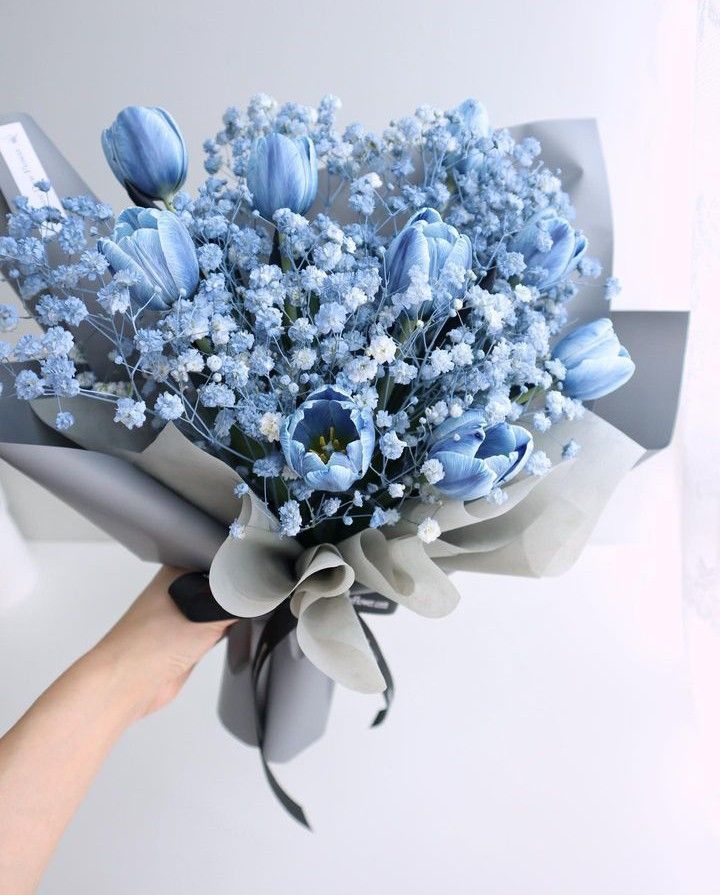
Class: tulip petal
101,127,126,189
433,432,484,459
476,422,516,458
553,318,617,366
108,106,187,200
119,228,177,300
156,212,199,299
345,439,363,472
156,107,189,186
247,133,317,221
501,427,533,482
305,463,359,493
407,208,442,227
563,354,636,401
297,136,318,214
433,452,497,501
425,229,453,279
511,209,582,289
431,409,485,443
385,226,431,294
113,207,146,240
447,232,473,274
569,233,588,271
484,453,515,480
287,438,310,474
97,237,155,307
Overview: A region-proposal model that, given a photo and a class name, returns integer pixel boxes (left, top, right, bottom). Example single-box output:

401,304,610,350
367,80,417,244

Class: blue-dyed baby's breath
1,95,631,540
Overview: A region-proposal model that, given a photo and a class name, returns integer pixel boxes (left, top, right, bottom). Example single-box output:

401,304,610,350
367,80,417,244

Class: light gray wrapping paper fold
0,114,687,757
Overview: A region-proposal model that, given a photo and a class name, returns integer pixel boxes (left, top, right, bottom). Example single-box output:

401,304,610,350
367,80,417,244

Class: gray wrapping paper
0,113,114,377
0,369,333,761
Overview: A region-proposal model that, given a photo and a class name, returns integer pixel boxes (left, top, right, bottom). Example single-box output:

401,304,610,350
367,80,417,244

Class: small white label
0,121,65,216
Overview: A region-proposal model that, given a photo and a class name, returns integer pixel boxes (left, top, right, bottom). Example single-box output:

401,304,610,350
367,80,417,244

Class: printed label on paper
0,122,65,217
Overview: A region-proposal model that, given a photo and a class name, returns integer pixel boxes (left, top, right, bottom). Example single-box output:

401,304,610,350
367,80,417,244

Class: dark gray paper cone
218,620,334,762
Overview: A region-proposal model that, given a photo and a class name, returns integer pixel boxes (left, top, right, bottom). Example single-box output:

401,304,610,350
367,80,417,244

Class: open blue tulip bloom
247,133,318,222
429,412,533,501
511,208,587,290
102,106,188,206
280,386,375,493
98,208,199,310
385,208,472,308
553,317,635,401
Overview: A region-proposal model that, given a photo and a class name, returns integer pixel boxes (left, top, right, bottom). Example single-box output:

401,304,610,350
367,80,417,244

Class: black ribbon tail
251,601,311,830
357,614,395,728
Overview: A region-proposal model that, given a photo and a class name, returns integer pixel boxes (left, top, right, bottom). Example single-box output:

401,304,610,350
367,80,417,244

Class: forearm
0,566,231,895
0,648,141,895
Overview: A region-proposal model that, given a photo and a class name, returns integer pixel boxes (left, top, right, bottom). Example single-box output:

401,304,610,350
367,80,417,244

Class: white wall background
1,1,716,893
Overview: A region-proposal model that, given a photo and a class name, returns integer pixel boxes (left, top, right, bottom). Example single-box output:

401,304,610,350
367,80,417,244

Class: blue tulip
511,209,587,289
102,106,188,206
98,208,199,310
280,386,375,493
428,412,533,501
247,133,318,221
552,318,635,401
385,208,472,304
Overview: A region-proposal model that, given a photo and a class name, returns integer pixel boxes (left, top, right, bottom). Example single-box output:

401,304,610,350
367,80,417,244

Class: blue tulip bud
247,133,318,221
97,208,199,310
428,412,533,501
511,208,587,289
552,317,635,401
385,208,472,308
280,386,375,493
102,106,188,206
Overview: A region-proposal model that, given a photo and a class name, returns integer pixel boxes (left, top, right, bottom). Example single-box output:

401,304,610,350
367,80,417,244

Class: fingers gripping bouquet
0,96,642,824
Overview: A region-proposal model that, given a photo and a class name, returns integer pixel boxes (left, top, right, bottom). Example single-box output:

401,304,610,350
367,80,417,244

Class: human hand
0,566,235,894
90,566,236,721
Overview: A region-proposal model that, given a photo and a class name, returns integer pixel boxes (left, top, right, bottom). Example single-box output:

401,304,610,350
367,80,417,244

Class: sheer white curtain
683,0,720,829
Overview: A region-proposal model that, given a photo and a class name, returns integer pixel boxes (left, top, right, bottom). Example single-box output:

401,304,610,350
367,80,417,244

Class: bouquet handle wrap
218,621,333,763
167,571,335,763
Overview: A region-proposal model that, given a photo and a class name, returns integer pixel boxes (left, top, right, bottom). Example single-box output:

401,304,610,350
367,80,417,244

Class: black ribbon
357,614,395,728
169,572,394,828
250,601,310,827
168,572,237,621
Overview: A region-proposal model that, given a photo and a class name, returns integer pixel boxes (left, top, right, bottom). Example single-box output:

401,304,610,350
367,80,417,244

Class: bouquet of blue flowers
0,96,651,825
